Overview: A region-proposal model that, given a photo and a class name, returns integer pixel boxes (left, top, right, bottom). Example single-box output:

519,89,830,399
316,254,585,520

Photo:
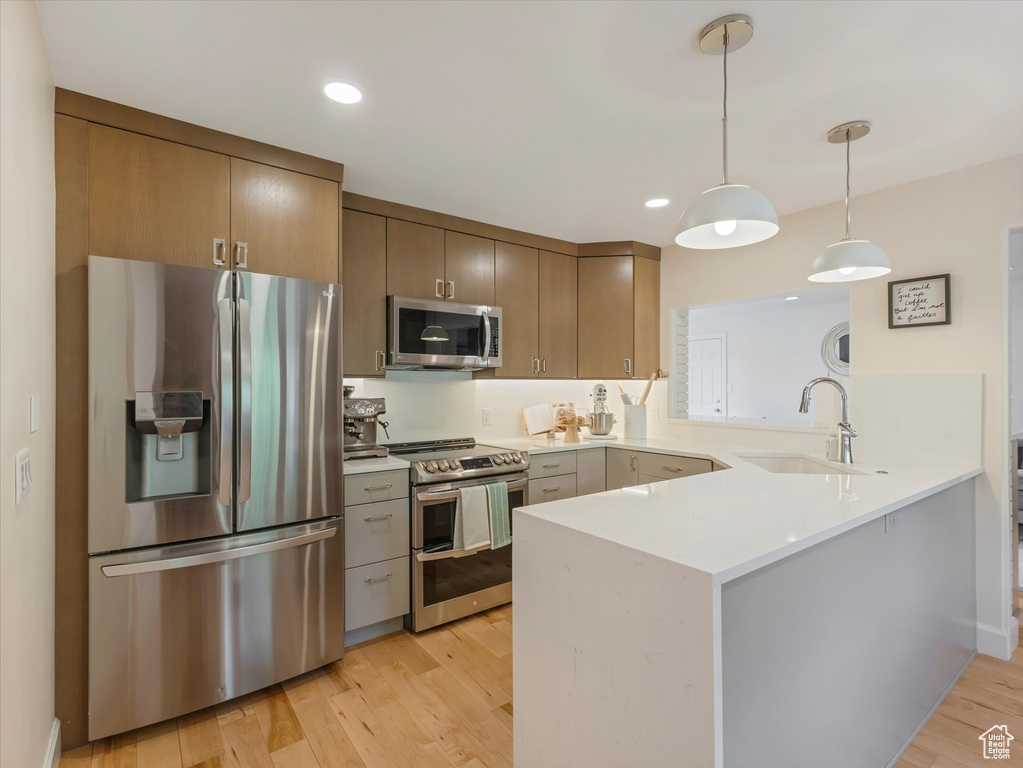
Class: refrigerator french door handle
100,526,337,577
238,296,252,504
217,298,234,507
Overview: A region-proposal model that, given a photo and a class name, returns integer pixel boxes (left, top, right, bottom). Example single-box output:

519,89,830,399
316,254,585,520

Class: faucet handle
838,421,859,438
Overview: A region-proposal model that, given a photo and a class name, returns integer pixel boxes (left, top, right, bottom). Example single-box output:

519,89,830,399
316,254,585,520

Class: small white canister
623,404,647,439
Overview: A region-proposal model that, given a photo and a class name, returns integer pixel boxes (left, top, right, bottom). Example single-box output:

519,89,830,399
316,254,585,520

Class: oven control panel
413,451,529,482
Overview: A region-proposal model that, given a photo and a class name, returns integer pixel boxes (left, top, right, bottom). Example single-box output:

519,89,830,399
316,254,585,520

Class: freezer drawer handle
363,513,393,522
364,573,393,583
363,483,393,492
100,526,337,577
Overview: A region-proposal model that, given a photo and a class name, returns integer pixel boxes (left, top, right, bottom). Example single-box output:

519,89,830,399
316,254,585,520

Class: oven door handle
416,477,527,503
416,539,513,562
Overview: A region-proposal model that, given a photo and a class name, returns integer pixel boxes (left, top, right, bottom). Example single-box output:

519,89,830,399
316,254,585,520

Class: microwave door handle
481,311,491,363
237,296,252,504
217,298,234,507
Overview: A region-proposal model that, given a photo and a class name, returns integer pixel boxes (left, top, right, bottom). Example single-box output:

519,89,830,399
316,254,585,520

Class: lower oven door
411,474,526,631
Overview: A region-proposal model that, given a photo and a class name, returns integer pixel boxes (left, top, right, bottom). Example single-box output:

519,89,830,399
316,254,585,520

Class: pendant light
676,14,778,250
808,122,891,282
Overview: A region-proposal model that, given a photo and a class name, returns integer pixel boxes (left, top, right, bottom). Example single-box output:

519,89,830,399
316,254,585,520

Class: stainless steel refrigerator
87,255,344,740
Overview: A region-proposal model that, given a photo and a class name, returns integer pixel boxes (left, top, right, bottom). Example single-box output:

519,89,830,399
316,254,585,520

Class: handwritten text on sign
891,277,949,327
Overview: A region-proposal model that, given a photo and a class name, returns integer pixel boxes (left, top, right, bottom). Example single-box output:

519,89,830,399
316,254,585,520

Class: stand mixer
586,383,618,439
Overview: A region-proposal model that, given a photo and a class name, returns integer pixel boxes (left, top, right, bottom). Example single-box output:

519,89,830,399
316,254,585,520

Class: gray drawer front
528,452,577,479
528,474,577,503
344,469,409,506
345,556,410,631
344,498,410,569
637,452,713,480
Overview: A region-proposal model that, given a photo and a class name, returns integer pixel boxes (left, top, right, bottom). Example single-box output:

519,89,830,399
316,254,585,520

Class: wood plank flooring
61,604,1023,767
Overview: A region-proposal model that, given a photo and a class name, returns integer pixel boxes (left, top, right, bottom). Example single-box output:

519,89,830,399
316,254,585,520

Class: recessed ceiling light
645,198,670,208
324,82,362,104
785,296,799,301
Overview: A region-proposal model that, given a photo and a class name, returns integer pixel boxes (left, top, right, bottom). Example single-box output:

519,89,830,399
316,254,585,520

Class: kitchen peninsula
512,444,981,768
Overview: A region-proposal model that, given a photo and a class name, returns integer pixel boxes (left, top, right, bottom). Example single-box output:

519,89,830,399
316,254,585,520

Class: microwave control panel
488,317,500,357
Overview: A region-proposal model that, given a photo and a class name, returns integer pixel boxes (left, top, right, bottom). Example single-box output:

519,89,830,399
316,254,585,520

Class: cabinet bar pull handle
375,350,385,371
447,280,455,300
630,455,638,471
363,483,393,492
363,513,393,522
662,465,685,473
624,358,632,376
435,279,444,298
541,357,547,374
531,357,538,374
212,237,226,266
542,462,561,469
234,241,249,269
364,573,393,583
542,486,561,493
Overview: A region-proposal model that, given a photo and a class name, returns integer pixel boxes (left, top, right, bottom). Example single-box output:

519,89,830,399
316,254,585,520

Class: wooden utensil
638,372,657,405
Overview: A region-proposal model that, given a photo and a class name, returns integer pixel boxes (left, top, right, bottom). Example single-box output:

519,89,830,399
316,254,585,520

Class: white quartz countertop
342,455,410,475
510,435,981,584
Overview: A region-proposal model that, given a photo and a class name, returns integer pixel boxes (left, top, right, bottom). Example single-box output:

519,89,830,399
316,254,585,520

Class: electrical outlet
14,448,31,505
650,405,660,422
481,408,493,427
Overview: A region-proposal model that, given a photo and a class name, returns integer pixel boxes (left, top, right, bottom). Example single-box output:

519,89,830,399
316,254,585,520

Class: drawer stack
529,451,578,502
343,469,410,636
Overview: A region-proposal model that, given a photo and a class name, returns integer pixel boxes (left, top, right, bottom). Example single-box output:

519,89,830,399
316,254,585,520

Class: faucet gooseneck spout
798,377,857,464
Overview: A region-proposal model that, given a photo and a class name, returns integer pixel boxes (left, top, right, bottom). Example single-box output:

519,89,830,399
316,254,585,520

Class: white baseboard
45,718,61,768
977,617,1019,661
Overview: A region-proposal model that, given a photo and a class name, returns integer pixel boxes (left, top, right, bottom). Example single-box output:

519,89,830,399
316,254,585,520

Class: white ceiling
36,0,1023,247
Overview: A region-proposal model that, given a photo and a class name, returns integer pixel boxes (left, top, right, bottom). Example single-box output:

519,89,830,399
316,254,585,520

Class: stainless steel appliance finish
389,439,526,631
387,295,502,370
343,385,389,460
87,256,344,740
89,520,341,741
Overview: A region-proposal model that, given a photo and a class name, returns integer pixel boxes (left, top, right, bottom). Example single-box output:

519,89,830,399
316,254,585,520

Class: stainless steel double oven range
387,439,530,631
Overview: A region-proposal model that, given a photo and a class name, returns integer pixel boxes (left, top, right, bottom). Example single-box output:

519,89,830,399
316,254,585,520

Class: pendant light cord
844,128,852,240
722,25,729,186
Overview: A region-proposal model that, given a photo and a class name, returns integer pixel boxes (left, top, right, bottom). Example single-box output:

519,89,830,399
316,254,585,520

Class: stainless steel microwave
387,296,502,370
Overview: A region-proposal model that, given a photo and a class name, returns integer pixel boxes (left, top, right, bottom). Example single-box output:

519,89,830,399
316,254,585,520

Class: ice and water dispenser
125,391,212,502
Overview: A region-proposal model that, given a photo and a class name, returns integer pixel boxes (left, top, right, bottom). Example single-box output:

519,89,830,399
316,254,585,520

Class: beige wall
660,155,1023,653
0,1,57,765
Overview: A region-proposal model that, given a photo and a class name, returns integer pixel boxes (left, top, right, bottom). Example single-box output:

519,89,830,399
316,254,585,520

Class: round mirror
821,322,850,377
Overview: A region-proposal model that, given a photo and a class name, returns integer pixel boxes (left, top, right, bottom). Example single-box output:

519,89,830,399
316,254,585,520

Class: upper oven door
413,473,527,550
388,296,502,369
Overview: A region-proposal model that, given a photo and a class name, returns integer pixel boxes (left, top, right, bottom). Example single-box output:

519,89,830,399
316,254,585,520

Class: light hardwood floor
61,605,1023,767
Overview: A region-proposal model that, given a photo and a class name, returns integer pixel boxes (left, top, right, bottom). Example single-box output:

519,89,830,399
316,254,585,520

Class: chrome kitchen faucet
798,377,857,464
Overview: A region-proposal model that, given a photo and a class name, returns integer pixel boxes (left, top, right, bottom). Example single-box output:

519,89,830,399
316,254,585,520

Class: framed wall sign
888,274,951,329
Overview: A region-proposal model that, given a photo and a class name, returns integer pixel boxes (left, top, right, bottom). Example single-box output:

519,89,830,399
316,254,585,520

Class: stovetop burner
385,438,530,484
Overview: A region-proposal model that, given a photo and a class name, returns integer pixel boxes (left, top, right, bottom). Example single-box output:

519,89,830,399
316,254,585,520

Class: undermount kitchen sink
737,453,866,475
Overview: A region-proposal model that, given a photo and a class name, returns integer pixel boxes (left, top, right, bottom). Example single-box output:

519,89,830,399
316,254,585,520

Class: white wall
660,155,1023,657
1010,231,1023,436
687,296,849,427
0,2,58,766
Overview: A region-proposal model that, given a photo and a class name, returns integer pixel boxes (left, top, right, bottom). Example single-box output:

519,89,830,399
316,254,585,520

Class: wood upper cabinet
386,218,445,299
577,255,659,380
445,231,495,306
230,158,339,282
578,256,634,379
342,210,387,377
538,250,577,378
494,242,539,378
88,124,231,268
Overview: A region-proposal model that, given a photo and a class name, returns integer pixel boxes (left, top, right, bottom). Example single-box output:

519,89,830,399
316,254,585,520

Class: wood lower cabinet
495,242,539,377
230,158,339,282
387,218,446,299
577,255,659,380
445,231,495,306
342,210,387,377
538,250,577,378
88,124,231,268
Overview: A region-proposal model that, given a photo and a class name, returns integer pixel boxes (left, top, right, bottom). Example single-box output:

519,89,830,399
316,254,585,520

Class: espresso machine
343,385,390,459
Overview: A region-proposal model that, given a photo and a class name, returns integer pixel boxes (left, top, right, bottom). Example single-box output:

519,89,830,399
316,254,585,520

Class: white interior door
689,333,726,420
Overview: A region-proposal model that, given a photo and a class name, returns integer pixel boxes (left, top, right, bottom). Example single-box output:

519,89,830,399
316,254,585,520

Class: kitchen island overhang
513,449,980,768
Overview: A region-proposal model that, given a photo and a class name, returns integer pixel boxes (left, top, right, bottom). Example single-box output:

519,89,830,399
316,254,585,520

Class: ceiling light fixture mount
676,14,778,250
808,121,892,283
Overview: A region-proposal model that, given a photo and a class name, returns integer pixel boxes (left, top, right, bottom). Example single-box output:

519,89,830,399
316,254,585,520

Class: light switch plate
15,448,31,505
29,395,40,433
